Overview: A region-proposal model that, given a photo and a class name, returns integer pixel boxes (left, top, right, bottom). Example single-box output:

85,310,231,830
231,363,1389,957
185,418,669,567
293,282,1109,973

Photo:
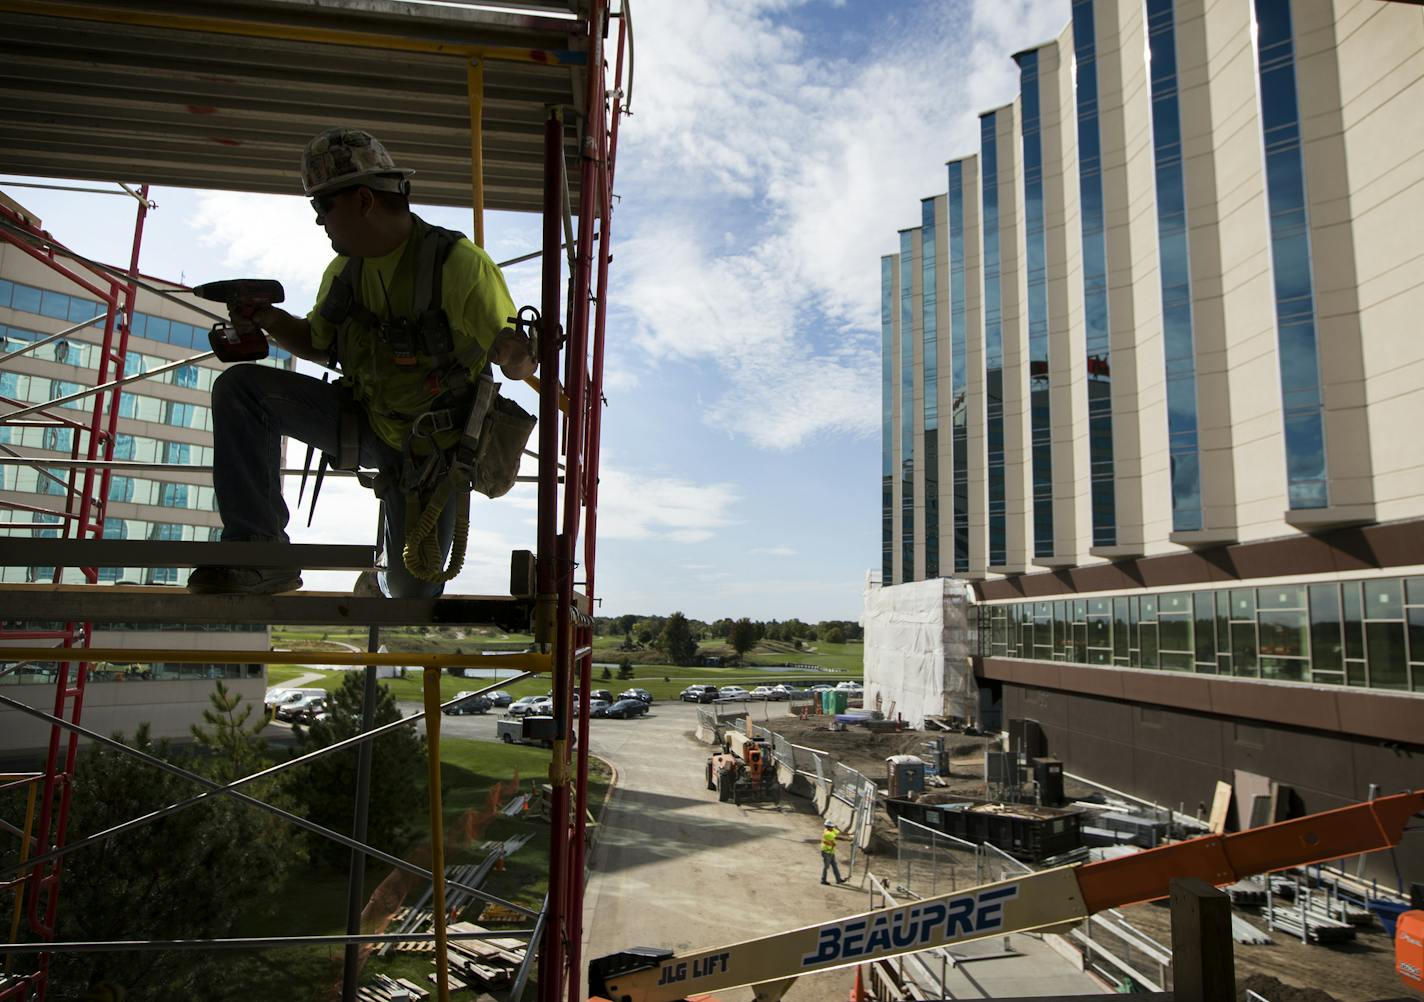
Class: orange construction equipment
705,729,780,807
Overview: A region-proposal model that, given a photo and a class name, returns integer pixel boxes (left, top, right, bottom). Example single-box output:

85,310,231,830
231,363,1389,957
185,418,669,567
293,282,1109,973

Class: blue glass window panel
11,284,42,314
39,291,70,320
117,394,136,419
882,256,894,583
159,483,189,507
0,279,12,307
113,433,135,460
162,440,191,464
165,401,194,427
1270,233,1314,306
109,475,134,502
146,316,170,343
128,312,146,338
102,518,127,539
174,364,200,389
0,371,16,398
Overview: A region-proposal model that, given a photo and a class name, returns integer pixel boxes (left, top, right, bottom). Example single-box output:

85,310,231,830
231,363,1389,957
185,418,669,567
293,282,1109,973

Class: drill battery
191,279,285,362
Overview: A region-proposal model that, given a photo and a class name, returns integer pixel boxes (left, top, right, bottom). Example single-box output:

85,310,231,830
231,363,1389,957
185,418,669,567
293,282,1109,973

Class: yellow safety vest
821,829,838,853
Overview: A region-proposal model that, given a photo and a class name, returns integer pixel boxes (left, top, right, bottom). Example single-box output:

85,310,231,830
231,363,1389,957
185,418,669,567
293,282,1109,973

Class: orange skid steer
705,729,781,806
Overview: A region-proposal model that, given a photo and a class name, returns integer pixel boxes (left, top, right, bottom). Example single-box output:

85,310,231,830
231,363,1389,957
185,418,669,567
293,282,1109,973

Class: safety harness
316,218,536,584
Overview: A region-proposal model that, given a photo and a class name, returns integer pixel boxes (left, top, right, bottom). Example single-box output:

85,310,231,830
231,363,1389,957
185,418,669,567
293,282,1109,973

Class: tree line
594,613,864,667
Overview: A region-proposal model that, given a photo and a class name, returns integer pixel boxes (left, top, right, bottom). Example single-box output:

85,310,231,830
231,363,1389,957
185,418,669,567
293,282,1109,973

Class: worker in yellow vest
820,821,848,885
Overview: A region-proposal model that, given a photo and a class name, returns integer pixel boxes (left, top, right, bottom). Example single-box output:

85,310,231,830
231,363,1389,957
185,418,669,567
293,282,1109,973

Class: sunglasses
310,188,354,217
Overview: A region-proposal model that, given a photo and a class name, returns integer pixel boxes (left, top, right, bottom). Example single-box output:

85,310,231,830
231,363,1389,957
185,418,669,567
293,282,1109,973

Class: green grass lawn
232,734,606,998
265,630,863,706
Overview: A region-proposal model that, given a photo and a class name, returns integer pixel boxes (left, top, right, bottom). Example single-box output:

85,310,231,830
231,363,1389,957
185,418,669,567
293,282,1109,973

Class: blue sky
2,0,1067,621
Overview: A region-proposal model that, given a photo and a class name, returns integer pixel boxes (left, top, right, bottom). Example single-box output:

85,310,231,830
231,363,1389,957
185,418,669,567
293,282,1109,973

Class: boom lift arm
588,789,1424,1002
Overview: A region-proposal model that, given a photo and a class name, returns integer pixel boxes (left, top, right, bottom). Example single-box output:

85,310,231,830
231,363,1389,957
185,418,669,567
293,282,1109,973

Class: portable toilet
832,690,849,715
887,755,926,798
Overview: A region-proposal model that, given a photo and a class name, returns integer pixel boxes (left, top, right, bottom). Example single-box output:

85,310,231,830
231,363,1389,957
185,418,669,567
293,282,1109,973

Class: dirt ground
1121,899,1413,1002
762,715,1413,1001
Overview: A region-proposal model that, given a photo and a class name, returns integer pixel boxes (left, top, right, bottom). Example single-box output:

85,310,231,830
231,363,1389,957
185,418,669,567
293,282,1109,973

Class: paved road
426,699,1106,999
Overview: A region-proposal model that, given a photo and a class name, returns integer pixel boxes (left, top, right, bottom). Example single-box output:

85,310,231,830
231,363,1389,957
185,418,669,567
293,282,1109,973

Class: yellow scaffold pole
0,648,554,673
422,667,452,1002
2,775,39,976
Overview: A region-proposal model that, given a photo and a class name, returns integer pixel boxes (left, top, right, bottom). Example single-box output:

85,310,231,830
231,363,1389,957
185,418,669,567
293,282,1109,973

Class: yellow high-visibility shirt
821,828,839,853
308,218,516,450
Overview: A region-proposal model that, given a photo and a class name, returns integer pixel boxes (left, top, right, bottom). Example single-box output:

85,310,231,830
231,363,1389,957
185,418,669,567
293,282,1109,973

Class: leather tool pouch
334,395,362,471
472,395,536,499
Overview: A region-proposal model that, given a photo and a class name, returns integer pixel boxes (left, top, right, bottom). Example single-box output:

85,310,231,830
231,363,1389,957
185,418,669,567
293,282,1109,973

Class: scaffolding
0,1,629,999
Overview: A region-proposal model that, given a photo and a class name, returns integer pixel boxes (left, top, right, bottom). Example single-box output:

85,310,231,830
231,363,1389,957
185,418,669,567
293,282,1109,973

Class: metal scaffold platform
0,2,631,1000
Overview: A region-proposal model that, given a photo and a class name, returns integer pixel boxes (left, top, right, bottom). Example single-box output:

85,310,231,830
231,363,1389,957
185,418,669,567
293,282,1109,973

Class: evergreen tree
291,672,427,868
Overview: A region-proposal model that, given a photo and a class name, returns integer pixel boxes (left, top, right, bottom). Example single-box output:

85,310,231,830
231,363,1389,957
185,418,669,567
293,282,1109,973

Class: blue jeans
211,364,457,598
821,851,844,883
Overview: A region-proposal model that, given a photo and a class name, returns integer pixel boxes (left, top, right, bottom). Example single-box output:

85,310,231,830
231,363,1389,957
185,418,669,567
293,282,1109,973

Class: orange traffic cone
849,964,865,1002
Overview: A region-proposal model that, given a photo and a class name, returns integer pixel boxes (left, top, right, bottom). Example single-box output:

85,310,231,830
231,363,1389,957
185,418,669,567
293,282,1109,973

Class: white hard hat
301,127,414,196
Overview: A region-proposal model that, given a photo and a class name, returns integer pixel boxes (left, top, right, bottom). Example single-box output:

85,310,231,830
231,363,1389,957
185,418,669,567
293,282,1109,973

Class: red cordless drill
191,279,285,362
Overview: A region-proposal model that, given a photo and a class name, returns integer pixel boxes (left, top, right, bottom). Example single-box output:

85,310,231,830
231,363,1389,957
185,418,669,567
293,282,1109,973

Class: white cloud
612,0,1068,449
750,545,796,557
190,192,335,306
593,468,739,543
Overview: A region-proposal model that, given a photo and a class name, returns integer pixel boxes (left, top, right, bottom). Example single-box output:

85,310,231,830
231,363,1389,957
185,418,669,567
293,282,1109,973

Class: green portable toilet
832,691,849,715
820,689,834,714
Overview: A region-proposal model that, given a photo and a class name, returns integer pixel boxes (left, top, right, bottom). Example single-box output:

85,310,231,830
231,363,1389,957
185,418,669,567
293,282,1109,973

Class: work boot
187,565,302,595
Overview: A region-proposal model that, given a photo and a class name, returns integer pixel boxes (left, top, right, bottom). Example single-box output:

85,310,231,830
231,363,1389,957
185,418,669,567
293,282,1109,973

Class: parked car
485,690,513,707
276,692,327,721
443,691,492,715
590,688,614,702
264,688,322,716
716,686,750,701
619,687,653,704
680,685,718,703
835,681,864,693
588,698,612,718
605,698,648,719
508,696,553,717
287,697,328,725
773,684,806,699
809,683,834,693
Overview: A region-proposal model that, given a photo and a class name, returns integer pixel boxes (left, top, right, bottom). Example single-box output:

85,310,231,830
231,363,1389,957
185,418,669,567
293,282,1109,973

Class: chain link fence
895,817,983,898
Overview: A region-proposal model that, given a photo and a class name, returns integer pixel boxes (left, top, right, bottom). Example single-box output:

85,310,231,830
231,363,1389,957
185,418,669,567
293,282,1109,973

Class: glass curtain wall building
1,226,291,689
877,0,1424,881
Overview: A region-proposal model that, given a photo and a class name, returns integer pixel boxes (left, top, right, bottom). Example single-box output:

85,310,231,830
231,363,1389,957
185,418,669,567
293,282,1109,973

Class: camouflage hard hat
301,127,414,196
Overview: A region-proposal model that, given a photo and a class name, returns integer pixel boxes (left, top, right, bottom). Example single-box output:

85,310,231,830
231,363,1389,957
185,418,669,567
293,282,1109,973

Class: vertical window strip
1146,0,1203,532
900,231,916,580
882,257,895,584
948,161,970,574
1073,0,1117,546
981,114,1007,566
921,200,940,579
1018,50,1055,559
1252,0,1328,510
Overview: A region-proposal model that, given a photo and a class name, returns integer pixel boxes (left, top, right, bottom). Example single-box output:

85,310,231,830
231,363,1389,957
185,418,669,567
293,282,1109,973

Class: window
164,401,195,428
881,255,894,584
899,229,915,579
1018,49,1054,557
162,441,191,465
113,434,135,461
174,364,199,389
158,483,190,508
982,112,1007,565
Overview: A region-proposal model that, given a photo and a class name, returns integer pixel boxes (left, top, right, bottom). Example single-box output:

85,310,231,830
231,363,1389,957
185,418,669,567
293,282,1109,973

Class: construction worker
188,127,535,598
821,821,848,885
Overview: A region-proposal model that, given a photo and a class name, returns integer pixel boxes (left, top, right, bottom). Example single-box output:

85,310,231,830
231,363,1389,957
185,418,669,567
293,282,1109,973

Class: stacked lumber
443,922,529,991
358,973,430,1001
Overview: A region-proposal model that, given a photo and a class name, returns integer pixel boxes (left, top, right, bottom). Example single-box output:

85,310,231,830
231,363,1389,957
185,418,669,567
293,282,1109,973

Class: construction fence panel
896,817,983,900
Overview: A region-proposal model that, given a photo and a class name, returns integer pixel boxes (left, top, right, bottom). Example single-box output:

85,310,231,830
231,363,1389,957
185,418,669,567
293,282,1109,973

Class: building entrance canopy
0,0,589,214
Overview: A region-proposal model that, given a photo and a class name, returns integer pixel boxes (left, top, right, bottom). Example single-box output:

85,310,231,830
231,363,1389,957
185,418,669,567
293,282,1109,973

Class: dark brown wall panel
996,680,1424,884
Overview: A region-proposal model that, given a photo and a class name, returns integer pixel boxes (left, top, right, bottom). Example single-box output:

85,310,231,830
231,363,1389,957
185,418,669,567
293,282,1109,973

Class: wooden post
1170,877,1235,1002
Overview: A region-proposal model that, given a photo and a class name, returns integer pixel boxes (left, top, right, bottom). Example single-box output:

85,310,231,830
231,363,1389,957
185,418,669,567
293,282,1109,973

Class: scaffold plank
0,584,533,629
0,538,373,568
